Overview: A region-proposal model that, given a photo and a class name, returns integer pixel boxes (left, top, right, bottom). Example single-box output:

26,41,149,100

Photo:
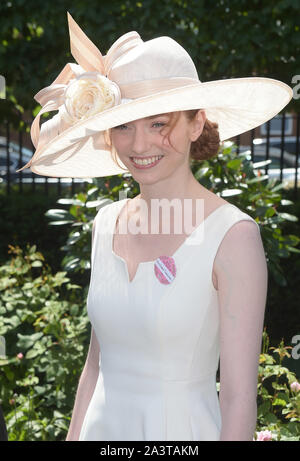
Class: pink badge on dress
154,255,176,285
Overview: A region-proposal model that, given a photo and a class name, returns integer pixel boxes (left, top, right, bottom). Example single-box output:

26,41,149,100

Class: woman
69,110,268,442
17,13,292,441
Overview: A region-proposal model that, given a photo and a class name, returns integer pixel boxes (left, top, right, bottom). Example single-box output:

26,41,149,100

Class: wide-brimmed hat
16,11,293,178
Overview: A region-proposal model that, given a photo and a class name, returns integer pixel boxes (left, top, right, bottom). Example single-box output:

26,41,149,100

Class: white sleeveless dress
79,197,259,441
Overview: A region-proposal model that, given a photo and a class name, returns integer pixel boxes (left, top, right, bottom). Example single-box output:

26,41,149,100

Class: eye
152,122,166,128
113,124,128,130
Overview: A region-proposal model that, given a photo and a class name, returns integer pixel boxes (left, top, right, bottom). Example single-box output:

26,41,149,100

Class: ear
190,110,206,142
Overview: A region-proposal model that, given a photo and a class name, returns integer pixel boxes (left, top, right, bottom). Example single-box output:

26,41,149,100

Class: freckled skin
110,111,206,188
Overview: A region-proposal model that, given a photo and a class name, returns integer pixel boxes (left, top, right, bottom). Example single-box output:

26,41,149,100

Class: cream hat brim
25,77,292,178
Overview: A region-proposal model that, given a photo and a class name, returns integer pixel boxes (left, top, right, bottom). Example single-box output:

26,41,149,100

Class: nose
131,124,151,155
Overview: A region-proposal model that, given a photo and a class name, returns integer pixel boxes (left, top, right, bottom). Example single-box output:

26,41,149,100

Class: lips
130,155,164,169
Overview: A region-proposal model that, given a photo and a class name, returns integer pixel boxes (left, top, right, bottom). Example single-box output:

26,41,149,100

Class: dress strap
204,204,260,274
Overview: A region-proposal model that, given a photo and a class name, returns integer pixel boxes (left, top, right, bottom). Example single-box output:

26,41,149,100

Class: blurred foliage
0,244,299,440
0,245,298,440
265,187,300,371
0,0,299,128
0,244,88,441
253,329,300,441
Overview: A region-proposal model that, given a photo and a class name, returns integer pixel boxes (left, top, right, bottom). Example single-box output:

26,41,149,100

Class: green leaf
258,400,271,417
264,412,279,424
277,213,298,222
31,261,43,267
45,209,70,218
280,199,294,206
220,188,243,197
265,207,276,217
246,174,270,184
227,158,242,169
286,246,300,254
252,160,272,168
64,259,80,270
85,200,107,208
87,187,99,196
66,233,81,245
17,332,43,349
271,182,286,192
26,348,42,359
69,205,79,218
76,193,87,204
34,385,47,395
56,198,84,206
272,398,287,407
48,221,74,226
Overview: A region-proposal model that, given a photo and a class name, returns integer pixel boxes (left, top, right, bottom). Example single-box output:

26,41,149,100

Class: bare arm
66,219,100,441
65,327,100,441
215,220,268,441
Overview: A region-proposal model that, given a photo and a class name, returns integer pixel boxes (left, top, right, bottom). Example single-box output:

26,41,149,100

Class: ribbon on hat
17,13,144,172
16,12,198,173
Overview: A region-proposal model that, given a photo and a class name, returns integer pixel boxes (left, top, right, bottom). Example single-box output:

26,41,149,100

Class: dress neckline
111,198,232,284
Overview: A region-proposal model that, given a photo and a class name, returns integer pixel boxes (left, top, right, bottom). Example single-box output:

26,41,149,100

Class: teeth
132,155,163,165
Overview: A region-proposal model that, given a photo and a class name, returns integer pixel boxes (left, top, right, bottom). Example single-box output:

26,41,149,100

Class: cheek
159,130,174,150
162,129,188,154
111,133,130,153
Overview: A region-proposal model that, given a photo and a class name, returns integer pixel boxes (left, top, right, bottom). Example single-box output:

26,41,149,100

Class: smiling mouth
130,155,164,166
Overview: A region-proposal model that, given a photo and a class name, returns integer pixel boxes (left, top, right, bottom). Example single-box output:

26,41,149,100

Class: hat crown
109,36,199,85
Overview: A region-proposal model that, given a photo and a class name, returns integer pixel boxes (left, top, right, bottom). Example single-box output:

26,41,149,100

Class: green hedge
0,244,89,441
0,185,75,274
0,244,299,441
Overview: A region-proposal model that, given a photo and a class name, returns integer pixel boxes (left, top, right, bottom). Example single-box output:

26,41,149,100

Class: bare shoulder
213,217,264,288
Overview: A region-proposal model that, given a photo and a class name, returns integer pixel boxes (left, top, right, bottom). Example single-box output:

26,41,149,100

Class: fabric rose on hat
60,72,121,125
